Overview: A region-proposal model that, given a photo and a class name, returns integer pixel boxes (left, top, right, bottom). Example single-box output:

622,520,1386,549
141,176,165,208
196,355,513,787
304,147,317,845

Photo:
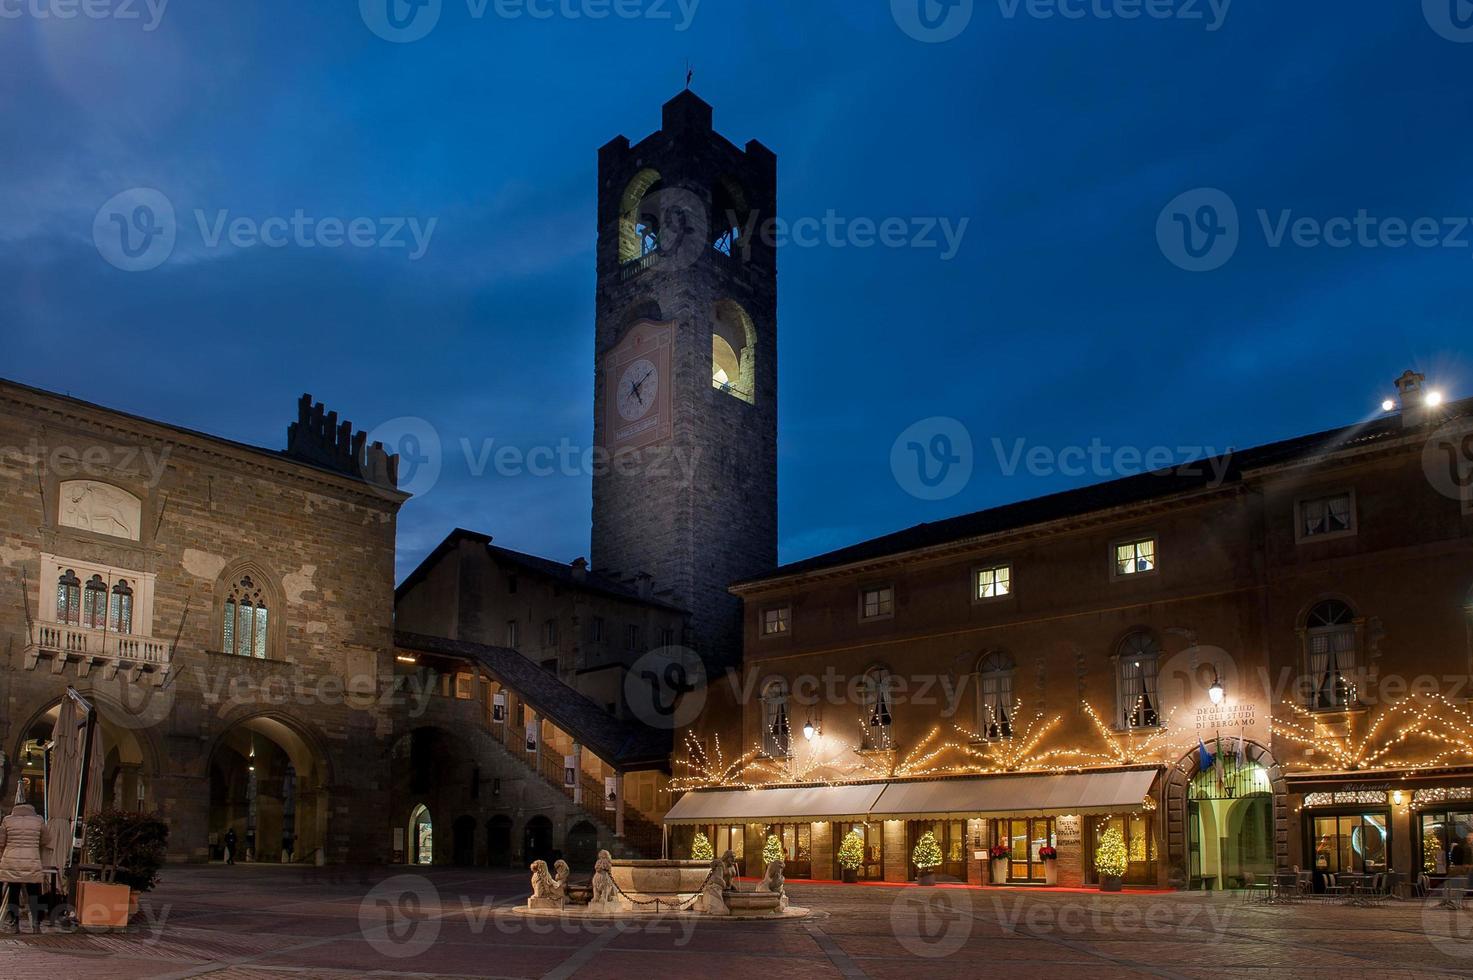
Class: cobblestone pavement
0,865,1469,978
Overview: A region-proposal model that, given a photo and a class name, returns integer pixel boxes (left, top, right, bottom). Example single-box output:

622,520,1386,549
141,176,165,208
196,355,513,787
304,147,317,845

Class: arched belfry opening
710,176,750,256
712,299,757,404
619,168,664,262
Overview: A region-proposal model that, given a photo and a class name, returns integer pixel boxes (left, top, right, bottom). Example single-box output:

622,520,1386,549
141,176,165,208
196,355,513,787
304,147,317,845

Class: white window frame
760,680,791,759
859,584,895,623
975,652,1015,740
762,605,791,637
543,618,559,647
39,553,157,637
973,563,1013,602
1295,489,1357,544
505,620,520,649
1110,535,1158,581
1115,633,1161,730
1304,600,1359,710
859,668,895,750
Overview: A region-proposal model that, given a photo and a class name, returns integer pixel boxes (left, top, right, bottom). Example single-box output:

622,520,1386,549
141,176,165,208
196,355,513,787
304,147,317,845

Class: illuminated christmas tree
837,829,865,871
1425,833,1441,873
912,831,943,872
1096,827,1127,879
691,831,714,863
762,834,784,866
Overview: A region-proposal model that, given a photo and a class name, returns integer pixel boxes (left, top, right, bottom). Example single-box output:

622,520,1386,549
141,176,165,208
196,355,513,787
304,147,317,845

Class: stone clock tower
591,91,778,667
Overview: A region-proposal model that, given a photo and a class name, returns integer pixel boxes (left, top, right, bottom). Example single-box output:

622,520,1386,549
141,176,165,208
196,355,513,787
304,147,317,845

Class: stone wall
0,381,403,863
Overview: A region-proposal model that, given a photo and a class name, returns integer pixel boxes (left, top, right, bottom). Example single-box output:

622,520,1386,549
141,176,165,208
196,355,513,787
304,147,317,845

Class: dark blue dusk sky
3,1,1469,581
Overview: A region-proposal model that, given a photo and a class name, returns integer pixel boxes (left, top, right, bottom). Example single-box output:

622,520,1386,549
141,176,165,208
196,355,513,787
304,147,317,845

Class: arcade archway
1165,740,1287,890
206,715,329,864
10,697,156,814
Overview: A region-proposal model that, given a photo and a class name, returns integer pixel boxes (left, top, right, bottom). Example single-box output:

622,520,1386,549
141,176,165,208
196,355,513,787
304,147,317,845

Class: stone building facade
0,381,406,864
669,373,1473,891
395,528,690,719
590,91,779,669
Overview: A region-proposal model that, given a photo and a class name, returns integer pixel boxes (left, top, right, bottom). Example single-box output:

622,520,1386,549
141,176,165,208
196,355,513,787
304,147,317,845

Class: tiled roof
395,528,687,613
737,397,1473,586
394,630,673,770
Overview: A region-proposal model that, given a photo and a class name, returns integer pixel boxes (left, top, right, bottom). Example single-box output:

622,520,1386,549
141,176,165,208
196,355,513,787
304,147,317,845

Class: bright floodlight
1427,390,1444,407
1381,398,1395,412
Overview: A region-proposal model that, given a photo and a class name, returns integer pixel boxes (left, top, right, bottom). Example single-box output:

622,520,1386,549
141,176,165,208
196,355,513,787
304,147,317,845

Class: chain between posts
605,868,718,912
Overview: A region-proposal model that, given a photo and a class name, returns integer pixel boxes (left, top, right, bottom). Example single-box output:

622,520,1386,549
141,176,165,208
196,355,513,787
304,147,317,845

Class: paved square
1,866,1469,978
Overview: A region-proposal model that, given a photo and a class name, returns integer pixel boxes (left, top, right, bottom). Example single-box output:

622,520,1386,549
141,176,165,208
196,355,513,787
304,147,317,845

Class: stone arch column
1163,739,1289,884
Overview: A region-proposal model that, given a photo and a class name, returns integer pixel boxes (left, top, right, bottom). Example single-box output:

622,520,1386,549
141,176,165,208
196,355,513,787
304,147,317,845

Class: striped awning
664,769,1160,824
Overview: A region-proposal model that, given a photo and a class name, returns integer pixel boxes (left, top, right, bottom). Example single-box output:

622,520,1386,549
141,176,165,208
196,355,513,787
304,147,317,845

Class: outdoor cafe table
1337,873,1377,907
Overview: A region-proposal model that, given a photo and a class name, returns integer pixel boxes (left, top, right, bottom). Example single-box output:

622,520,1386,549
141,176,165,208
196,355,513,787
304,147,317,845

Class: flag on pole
1213,735,1227,787
1235,731,1246,767
1198,737,1214,772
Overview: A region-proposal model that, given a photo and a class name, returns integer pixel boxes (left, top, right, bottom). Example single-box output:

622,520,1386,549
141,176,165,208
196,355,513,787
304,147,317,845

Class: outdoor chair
1425,871,1473,910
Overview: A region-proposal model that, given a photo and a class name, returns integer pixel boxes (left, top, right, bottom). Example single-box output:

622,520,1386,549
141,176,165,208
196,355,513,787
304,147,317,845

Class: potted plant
913,831,942,885
837,829,865,883
989,843,1010,885
691,831,714,863
1095,826,1126,892
82,809,169,927
1039,844,1058,886
762,833,784,868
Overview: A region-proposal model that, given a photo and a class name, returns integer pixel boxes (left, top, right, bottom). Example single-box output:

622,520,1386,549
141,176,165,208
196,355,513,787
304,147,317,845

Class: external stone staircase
463,673,665,860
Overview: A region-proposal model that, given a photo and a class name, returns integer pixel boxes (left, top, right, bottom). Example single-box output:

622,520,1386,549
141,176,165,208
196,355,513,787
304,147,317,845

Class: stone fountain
515,849,810,920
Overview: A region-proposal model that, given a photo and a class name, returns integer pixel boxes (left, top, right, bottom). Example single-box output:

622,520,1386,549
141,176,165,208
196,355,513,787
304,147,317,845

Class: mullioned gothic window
109,580,134,634
56,569,81,625
82,574,108,630
223,575,270,658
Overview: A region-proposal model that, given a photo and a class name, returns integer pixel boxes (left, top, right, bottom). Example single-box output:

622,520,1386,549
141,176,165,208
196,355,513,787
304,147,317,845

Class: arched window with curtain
860,668,894,750
1305,599,1358,709
56,569,81,625
109,579,134,634
1116,632,1160,729
976,652,1016,739
223,575,270,658
760,680,790,758
82,574,108,630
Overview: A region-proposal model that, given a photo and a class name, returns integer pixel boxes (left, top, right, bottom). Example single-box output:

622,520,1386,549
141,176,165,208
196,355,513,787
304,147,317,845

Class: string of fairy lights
670,690,1473,793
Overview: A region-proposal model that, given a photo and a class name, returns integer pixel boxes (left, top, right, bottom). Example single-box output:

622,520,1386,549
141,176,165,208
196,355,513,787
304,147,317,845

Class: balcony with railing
23,622,172,675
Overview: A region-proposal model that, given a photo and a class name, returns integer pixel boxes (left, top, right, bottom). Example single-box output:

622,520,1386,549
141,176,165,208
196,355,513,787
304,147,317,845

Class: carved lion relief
58,480,142,541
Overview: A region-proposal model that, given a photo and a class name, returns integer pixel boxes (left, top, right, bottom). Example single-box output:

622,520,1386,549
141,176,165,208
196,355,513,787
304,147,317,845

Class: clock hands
628,369,653,405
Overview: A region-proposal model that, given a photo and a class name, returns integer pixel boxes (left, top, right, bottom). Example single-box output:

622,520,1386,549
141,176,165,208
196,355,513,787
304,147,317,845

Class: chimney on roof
570,557,588,582
1394,369,1443,428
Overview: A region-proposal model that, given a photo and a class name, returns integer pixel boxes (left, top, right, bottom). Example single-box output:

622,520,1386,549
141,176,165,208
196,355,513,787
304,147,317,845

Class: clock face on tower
602,319,674,450
616,358,659,422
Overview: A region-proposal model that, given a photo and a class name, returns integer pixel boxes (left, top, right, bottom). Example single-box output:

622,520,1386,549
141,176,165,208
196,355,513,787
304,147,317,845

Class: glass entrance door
993,818,1055,882
834,821,884,881
908,820,966,881
768,823,812,878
